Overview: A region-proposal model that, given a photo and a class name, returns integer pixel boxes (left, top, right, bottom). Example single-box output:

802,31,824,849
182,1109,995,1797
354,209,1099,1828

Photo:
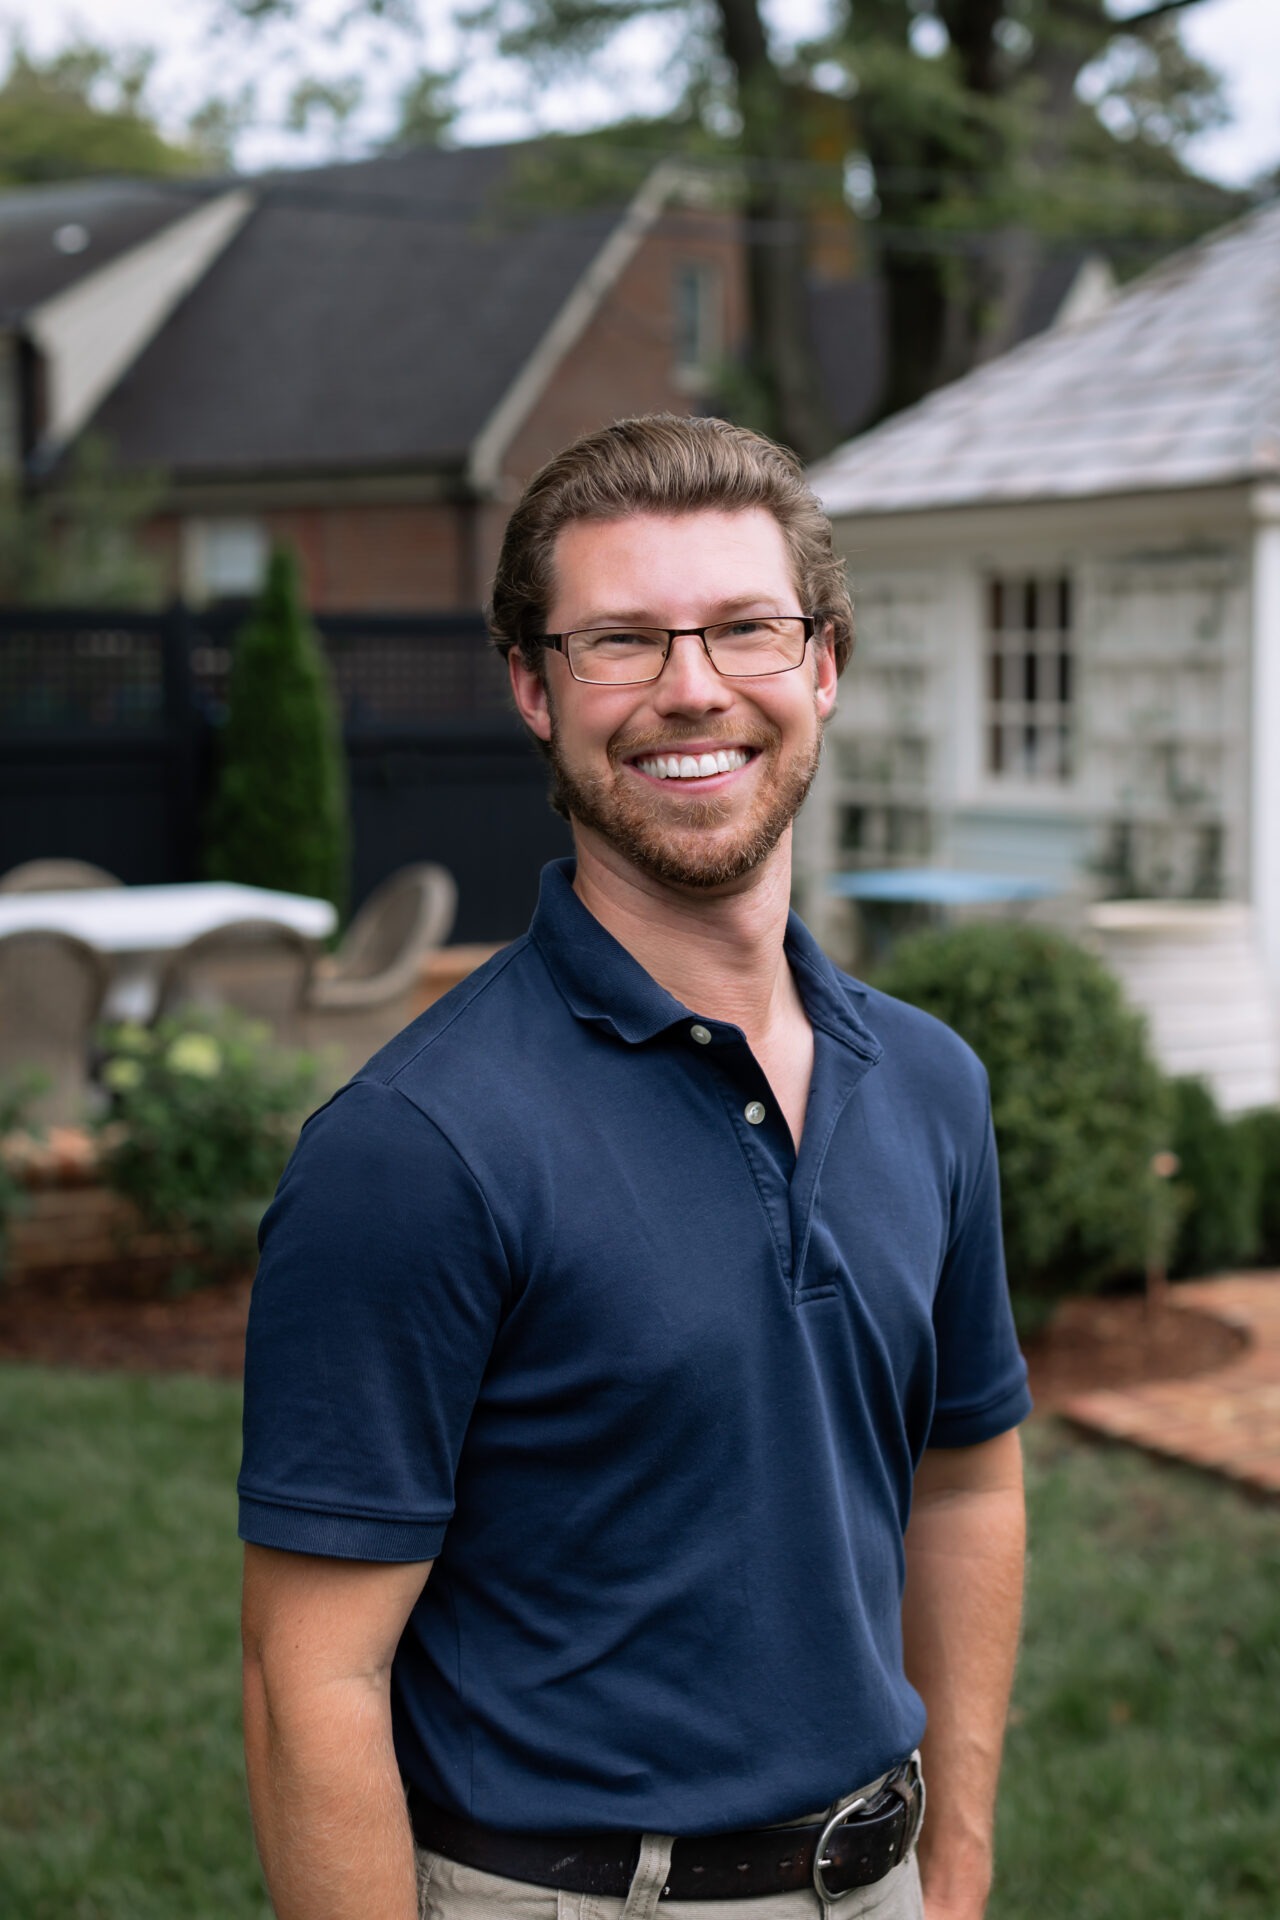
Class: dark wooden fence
0,603,570,943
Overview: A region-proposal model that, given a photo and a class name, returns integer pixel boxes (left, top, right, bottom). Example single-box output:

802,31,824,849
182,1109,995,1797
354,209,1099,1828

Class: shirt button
690,1024,712,1045
744,1101,767,1126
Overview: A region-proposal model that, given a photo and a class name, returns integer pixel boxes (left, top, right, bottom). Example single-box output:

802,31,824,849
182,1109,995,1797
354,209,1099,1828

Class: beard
546,710,826,892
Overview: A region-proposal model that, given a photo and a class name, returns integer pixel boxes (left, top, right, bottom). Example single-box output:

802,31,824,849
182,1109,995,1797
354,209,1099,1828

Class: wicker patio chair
153,919,316,1047
303,863,457,1084
0,930,110,1125
0,859,123,893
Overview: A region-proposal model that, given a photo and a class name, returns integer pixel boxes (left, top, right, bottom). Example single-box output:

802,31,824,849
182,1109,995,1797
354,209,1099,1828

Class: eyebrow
563,596,792,629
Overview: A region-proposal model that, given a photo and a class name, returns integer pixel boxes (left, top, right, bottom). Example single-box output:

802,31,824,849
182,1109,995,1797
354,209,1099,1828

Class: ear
508,648,553,743
813,624,838,720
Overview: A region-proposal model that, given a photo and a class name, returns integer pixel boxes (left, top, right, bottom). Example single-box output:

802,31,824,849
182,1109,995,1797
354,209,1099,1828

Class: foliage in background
1167,1076,1264,1278
445,0,1240,449
0,437,165,608
0,37,209,183
0,1073,45,1279
92,1010,316,1278
1238,1106,1280,1265
873,922,1169,1327
203,545,350,920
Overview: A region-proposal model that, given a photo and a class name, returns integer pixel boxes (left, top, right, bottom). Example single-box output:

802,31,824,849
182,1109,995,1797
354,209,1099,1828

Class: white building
804,201,1280,1109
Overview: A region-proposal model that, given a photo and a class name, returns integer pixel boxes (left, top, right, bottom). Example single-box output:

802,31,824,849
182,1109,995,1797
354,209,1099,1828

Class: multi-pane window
985,574,1074,782
672,261,721,381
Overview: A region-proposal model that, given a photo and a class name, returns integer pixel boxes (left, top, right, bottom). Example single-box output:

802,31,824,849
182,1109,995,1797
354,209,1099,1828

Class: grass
0,1367,268,1920
0,1368,1277,1919
992,1425,1280,1920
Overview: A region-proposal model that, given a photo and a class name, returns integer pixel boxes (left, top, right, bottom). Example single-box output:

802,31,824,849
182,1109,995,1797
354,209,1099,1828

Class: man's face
507,509,838,892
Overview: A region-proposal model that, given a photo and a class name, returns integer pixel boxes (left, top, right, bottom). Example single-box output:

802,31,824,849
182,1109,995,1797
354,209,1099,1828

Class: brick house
0,143,748,612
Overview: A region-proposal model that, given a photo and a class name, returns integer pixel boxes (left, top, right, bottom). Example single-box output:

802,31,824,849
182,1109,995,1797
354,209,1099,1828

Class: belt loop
619,1832,674,1919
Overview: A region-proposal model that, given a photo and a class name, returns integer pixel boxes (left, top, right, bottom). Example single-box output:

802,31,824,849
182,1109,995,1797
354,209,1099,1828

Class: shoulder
833,965,991,1120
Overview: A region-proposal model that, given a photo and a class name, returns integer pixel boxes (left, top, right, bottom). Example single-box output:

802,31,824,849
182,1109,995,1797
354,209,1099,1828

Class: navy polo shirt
239,859,1030,1835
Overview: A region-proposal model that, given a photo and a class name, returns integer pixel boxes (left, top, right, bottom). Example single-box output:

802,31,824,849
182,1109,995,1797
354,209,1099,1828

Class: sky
0,0,1277,186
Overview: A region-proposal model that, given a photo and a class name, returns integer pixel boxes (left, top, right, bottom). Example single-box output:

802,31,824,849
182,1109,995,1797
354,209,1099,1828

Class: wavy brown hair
488,414,854,676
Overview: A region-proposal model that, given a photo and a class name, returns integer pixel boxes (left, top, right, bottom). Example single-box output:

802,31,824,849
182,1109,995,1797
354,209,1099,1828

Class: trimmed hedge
1169,1082,1265,1278
873,922,1170,1328
1240,1107,1280,1264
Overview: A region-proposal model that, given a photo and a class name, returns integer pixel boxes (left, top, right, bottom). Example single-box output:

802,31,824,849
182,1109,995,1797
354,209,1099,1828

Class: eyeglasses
536,616,818,686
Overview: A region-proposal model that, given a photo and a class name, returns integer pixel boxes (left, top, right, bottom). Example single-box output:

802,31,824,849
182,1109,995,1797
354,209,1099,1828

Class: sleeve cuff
926,1376,1034,1449
238,1494,449,1562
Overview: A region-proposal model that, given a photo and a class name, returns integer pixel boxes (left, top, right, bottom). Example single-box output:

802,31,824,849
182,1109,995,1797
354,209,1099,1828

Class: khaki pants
415,1782,925,1920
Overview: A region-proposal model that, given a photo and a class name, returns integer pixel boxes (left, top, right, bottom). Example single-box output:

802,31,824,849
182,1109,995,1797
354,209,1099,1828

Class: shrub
1168,1078,1263,1277
203,544,349,919
873,922,1170,1329
0,1072,46,1279
1239,1107,1280,1264
93,1011,317,1279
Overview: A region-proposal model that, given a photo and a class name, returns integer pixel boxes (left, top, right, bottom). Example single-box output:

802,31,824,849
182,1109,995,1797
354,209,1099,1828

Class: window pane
1023,580,1038,630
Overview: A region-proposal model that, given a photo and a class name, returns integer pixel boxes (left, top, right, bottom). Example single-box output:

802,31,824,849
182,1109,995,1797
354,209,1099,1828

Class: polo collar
529,859,883,1064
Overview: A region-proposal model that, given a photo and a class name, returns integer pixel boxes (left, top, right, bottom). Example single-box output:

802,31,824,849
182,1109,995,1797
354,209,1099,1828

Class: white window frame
182,517,269,604
671,260,722,389
982,570,1076,790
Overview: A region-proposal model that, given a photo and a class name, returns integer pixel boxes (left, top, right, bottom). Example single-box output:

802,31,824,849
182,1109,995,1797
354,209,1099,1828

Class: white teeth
635,749,751,781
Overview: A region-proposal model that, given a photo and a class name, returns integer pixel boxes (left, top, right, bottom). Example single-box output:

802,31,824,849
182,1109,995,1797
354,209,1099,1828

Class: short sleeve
238,1078,511,1560
927,1102,1032,1448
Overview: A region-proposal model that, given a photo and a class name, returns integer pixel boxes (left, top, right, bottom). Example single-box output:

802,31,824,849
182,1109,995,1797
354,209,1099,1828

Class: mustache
608,722,777,764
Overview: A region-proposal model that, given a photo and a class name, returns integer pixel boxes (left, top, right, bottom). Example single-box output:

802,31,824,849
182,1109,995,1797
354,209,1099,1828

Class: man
239,414,1029,1920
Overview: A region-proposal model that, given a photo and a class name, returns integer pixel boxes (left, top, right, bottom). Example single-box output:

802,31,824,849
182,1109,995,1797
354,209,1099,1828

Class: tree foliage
0,38,207,184
445,0,1236,444
204,547,350,920
0,438,165,607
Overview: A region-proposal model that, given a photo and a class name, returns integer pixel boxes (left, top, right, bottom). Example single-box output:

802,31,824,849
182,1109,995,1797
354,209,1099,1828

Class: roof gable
0,178,224,319
811,200,1280,517
83,143,644,482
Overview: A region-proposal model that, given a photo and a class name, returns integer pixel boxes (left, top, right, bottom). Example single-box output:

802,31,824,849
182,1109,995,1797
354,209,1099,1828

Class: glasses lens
705,618,809,676
567,629,669,683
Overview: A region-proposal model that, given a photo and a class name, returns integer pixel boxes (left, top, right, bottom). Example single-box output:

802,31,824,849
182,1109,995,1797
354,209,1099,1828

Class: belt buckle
812,1756,924,1905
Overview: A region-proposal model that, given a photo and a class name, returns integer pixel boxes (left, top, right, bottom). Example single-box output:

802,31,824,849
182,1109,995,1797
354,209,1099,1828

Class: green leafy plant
1236,1106,1280,1265
0,1072,47,1280
873,922,1170,1330
1167,1078,1263,1278
92,1010,317,1281
203,543,350,919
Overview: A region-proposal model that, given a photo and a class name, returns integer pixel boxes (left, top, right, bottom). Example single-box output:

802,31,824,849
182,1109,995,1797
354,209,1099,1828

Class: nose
650,632,734,715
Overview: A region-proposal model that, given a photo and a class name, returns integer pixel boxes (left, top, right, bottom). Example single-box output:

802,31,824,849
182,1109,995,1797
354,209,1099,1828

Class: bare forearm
243,1660,417,1920
902,1434,1026,1920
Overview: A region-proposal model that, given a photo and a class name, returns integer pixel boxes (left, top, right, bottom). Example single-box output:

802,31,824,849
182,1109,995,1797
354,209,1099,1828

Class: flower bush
93,1010,318,1278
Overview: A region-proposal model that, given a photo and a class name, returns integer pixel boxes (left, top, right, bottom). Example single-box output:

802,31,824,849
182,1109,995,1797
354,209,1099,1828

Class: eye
578,628,662,651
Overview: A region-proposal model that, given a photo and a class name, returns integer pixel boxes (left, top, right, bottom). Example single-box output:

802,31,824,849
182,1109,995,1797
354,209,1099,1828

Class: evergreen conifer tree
204,546,349,918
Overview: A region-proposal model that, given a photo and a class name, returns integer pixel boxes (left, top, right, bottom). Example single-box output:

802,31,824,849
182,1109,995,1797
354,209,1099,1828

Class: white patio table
0,881,338,1021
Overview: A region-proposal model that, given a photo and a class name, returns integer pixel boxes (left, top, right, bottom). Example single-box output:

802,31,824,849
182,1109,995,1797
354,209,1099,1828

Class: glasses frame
536,615,821,686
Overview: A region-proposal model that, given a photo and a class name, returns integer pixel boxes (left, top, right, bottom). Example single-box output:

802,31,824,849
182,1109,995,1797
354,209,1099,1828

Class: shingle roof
810,200,1280,517
85,143,621,479
0,177,221,319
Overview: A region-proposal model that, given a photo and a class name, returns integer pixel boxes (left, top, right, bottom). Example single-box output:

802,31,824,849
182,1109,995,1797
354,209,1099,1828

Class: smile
631,748,752,781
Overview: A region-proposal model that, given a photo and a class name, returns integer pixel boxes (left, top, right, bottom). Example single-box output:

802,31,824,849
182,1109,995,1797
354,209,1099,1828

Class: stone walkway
1061,1274,1280,1499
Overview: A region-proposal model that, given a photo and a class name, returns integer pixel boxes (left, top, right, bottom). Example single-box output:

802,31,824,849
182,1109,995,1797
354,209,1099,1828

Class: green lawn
1,1367,1277,1919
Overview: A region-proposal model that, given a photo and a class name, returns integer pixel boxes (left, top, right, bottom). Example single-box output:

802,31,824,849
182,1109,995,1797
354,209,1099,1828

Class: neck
570,825,801,1042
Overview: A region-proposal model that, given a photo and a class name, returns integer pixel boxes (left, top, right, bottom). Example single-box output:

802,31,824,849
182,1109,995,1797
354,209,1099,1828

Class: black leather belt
407,1759,923,1902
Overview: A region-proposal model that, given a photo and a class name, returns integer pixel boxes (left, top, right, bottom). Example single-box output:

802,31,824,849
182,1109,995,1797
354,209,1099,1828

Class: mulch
0,1261,1248,1409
